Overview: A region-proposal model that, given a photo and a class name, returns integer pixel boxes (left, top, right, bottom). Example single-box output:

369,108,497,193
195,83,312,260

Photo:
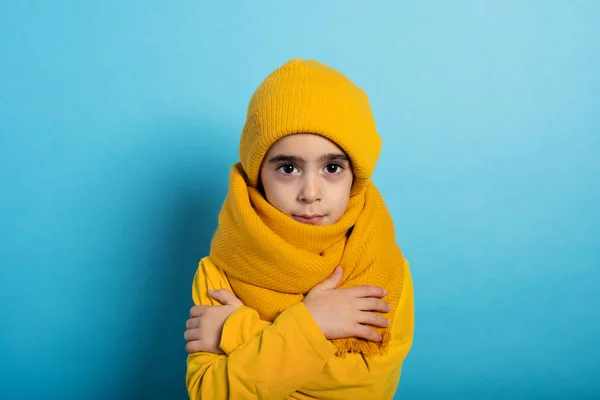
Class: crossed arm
184,260,413,400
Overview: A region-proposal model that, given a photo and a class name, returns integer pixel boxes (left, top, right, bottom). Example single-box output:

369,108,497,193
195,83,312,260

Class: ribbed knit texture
210,165,405,357
210,58,405,357
239,58,381,196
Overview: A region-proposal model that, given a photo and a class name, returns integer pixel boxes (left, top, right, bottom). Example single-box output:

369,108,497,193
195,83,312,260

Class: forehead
266,133,345,156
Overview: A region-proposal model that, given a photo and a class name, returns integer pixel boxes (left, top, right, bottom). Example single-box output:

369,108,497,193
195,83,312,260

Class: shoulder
191,256,233,305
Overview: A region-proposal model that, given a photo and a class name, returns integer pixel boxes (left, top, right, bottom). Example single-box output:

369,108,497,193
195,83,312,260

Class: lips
293,214,325,225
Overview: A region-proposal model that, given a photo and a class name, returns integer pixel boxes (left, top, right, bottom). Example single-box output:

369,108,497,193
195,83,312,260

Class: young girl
184,58,414,399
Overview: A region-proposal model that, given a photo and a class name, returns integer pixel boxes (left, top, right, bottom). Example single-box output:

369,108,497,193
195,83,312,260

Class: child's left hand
184,289,244,354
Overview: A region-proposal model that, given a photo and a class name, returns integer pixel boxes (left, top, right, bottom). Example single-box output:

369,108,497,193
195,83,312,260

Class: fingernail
383,289,388,296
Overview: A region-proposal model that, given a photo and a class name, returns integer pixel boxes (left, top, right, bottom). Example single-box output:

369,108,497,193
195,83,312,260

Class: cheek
335,177,353,210
262,174,294,210
337,193,351,212
339,174,353,197
331,185,351,209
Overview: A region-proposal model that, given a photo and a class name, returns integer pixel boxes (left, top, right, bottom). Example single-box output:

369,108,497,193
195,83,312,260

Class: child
184,58,414,399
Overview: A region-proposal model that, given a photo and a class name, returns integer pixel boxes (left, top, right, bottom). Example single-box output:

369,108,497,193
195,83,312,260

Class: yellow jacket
186,257,414,400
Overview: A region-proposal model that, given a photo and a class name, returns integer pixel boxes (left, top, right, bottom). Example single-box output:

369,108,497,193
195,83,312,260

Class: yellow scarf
210,163,405,357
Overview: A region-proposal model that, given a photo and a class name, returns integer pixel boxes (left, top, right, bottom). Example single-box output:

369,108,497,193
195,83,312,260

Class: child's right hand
303,266,391,342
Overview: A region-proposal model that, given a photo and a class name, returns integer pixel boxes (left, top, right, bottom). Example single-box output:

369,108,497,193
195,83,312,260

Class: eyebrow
267,153,349,164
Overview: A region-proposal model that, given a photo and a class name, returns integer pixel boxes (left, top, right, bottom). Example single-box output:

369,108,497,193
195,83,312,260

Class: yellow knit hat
239,58,382,195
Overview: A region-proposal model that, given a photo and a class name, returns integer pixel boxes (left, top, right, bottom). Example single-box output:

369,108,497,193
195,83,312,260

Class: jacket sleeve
219,260,414,367
185,260,337,400
186,258,415,399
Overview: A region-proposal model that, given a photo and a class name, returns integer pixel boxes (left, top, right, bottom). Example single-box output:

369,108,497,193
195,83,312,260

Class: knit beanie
239,58,382,196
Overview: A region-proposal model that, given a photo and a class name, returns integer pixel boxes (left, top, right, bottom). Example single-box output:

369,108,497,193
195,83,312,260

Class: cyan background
1,1,598,399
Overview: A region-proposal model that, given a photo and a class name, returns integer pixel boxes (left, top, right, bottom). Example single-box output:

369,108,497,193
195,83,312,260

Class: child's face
259,133,354,226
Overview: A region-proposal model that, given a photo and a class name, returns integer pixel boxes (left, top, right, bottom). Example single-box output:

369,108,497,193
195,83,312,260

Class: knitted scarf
209,163,405,357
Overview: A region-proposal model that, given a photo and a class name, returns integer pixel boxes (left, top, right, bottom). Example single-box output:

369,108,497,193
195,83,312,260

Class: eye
277,164,298,175
325,163,343,174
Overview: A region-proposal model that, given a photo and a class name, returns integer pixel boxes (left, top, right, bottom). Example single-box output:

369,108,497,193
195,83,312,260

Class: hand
184,289,244,354
303,266,391,342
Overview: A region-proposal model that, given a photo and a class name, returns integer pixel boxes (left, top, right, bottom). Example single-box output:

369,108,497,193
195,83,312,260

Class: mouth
292,214,325,225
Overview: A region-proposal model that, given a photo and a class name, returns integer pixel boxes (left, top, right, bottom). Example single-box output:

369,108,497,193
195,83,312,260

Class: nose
298,176,322,203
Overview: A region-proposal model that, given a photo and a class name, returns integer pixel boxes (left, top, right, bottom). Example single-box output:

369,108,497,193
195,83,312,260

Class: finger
357,312,390,328
185,339,203,353
356,297,392,313
345,285,387,298
186,317,201,330
184,328,201,342
209,289,243,307
190,305,205,318
353,324,382,343
311,266,343,291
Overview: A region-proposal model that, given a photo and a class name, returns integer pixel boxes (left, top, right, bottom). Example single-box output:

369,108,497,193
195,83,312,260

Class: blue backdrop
1,1,599,399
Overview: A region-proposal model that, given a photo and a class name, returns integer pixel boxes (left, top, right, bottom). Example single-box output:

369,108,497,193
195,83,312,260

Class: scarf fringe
332,329,392,358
